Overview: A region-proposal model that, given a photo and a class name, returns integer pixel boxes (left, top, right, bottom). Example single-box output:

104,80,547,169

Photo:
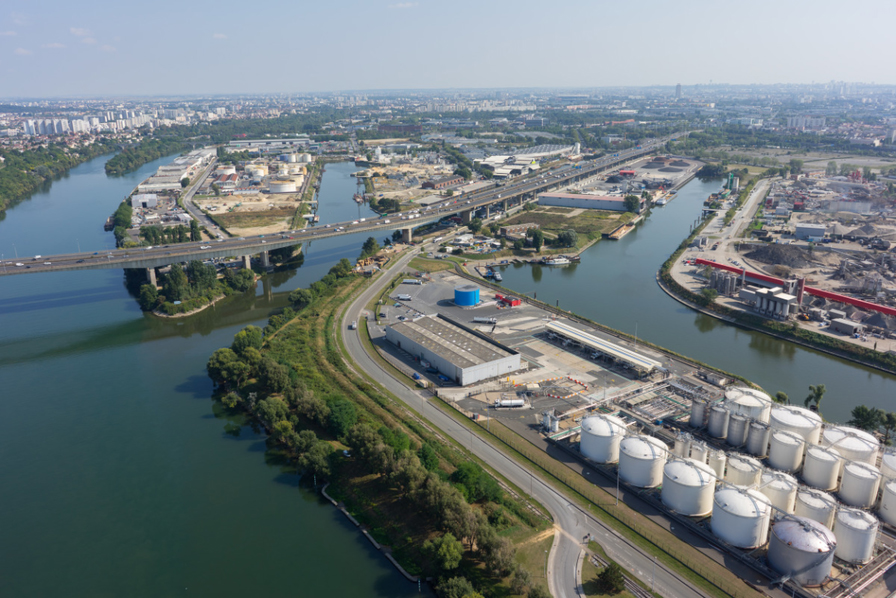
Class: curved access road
339,250,713,598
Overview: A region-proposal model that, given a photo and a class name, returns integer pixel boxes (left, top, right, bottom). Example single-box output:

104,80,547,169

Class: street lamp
544,549,548,580
651,556,657,592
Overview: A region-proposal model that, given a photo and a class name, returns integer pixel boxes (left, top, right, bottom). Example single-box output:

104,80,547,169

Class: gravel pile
643,162,665,169
670,160,690,167
745,245,814,268
659,167,683,172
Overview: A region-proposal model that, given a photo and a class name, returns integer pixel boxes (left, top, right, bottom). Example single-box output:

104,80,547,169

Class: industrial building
499,222,539,237
738,285,798,318
538,192,644,213
831,318,865,336
794,223,827,240
545,321,661,374
385,314,520,386
131,193,158,209
422,175,464,190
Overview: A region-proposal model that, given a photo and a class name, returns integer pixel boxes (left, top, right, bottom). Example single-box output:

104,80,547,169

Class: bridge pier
461,209,472,224
260,250,270,269
485,204,490,219
242,255,252,269
146,267,157,287
503,199,509,212
401,228,413,244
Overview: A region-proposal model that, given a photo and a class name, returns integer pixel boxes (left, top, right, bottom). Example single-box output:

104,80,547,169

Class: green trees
437,577,476,598
232,325,263,354
138,284,159,311
424,533,463,571
162,264,189,302
696,163,727,179
468,218,483,234
556,229,578,248
531,229,544,252
804,384,826,411
223,268,255,292
596,562,626,594
698,287,718,305
773,391,789,404
848,405,883,431
207,348,251,387
189,220,201,242
789,159,804,174
288,288,314,309
360,236,380,258
623,195,640,213
327,397,358,437
180,177,190,188
826,161,838,176
451,462,502,503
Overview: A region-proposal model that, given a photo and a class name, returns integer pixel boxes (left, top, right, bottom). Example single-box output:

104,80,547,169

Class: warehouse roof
389,315,516,369
546,320,661,373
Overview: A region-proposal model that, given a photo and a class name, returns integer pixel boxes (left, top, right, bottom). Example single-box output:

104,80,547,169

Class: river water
496,178,895,424
0,159,419,597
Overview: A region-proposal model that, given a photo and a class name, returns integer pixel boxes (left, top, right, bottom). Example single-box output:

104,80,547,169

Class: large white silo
767,517,836,587
878,479,896,526
661,458,716,516
580,415,627,464
711,487,772,549
838,462,881,509
769,406,822,445
759,471,798,517
768,429,806,473
724,387,772,423
794,489,838,530
725,454,763,488
801,446,842,491
833,507,878,564
822,426,880,468
618,435,668,488
707,404,730,439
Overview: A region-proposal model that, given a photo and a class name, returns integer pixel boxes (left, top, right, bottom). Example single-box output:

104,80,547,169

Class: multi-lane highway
339,246,712,598
0,135,683,277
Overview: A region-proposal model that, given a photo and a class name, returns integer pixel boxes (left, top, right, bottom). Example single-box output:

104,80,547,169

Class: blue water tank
454,285,480,306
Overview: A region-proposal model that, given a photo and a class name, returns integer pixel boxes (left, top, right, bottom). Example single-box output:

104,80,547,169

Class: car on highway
200,245,211,249
76,259,84,263
44,262,51,265
15,262,24,267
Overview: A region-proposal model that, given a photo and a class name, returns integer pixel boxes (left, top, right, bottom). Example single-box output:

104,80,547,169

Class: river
496,178,896,424
0,158,420,597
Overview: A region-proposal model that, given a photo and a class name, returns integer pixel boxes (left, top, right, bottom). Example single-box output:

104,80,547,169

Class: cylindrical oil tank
619,435,667,488
707,405,730,438
760,471,798,517
878,479,896,526
727,414,749,447
689,441,708,464
839,462,881,509
662,458,716,516
711,487,771,549
768,517,836,587
673,432,692,458
881,448,896,480
453,285,480,307
801,446,842,491
269,179,297,193
833,507,878,564
580,415,627,464
822,426,880,468
768,430,806,473
708,450,727,479
725,387,772,423
746,421,771,457
769,406,822,445
725,454,763,487
795,489,838,529
689,398,707,428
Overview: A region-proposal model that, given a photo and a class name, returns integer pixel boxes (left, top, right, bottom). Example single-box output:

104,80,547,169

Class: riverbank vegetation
139,220,201,245
138,261,256,315
205,255,550,597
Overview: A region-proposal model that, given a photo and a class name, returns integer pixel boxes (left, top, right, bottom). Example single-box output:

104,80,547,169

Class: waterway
0,158,418,597
496,179,896,425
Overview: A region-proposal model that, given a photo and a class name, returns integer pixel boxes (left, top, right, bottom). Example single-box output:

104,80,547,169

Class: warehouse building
794,223,827,240
385,314,521,386
538,192,643,213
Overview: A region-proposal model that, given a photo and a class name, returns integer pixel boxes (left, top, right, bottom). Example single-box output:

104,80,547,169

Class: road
181,158,222,231
339,250,712,598
0,135,684,276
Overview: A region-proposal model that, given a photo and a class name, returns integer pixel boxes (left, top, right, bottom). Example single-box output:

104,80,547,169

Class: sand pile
745,245,814,268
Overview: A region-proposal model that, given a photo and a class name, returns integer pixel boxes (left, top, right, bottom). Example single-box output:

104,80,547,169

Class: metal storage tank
760,471,798,517
769,406,822,445
838,462,881,509
662,458,716,516
746,421,771,457
768,517,836,587
724,387,772,423
689,398,707,428
881,448,896,480
619,435,667,488
725,454,763,487
822,426,880,467
708,450,727,479
711,487,771,549
727,414,749,447
768,430,806,473
833,507,878,564
801,446,842,491
580,415,627,464
878,479,896,526
795,489,838,529
453,285,480,307
673,432,692,458
269,179,297,193
689,441,708,464
707,405,730,438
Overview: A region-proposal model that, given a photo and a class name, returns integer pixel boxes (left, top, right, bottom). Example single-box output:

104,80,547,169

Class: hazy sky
2,0,894,98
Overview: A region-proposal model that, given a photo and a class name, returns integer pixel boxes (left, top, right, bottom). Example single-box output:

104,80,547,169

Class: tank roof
772,429,805,445
620,435,667,459
806,445,841,462
581,415,626,437
823,426,879,453
843,461,881,480
773,518,836,552
762,471,798,489
798,489,836,509
725,387,771,407
664,458,715,487
770,406,822,428
836,507,878,531
728,453,762,471
715,487,770,516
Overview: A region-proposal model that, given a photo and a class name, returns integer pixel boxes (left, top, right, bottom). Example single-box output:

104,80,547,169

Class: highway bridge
0,134,685,282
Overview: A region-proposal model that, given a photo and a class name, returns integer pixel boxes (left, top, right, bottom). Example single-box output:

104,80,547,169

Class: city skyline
2,0,895,97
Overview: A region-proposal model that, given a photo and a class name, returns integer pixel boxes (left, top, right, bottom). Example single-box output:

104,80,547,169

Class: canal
496,178,896,425
0,158,418,597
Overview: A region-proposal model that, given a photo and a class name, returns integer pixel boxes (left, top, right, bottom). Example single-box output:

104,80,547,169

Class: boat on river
543,256,571,266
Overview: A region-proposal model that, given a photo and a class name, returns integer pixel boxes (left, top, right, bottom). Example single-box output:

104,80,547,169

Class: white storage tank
878,479,896,526
725,454,763,488
769,406,822,445
269,179,297,194
725,387,772,423
801,446,842,491
580,415,627,463
689,441,708,464
708,450,727,479
822,426,880,467
760,471,798,517
689,398,707,428
768,430,806,473
711,487,771,549
795,489,838,530
768,517,836,587
662,458,716,516
673,432,692,458
833,507,878,564
727,414,749,448
838,462,881,509
881,448,896,480
619,435,667,488
707,404,730,438
746,421,771,457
